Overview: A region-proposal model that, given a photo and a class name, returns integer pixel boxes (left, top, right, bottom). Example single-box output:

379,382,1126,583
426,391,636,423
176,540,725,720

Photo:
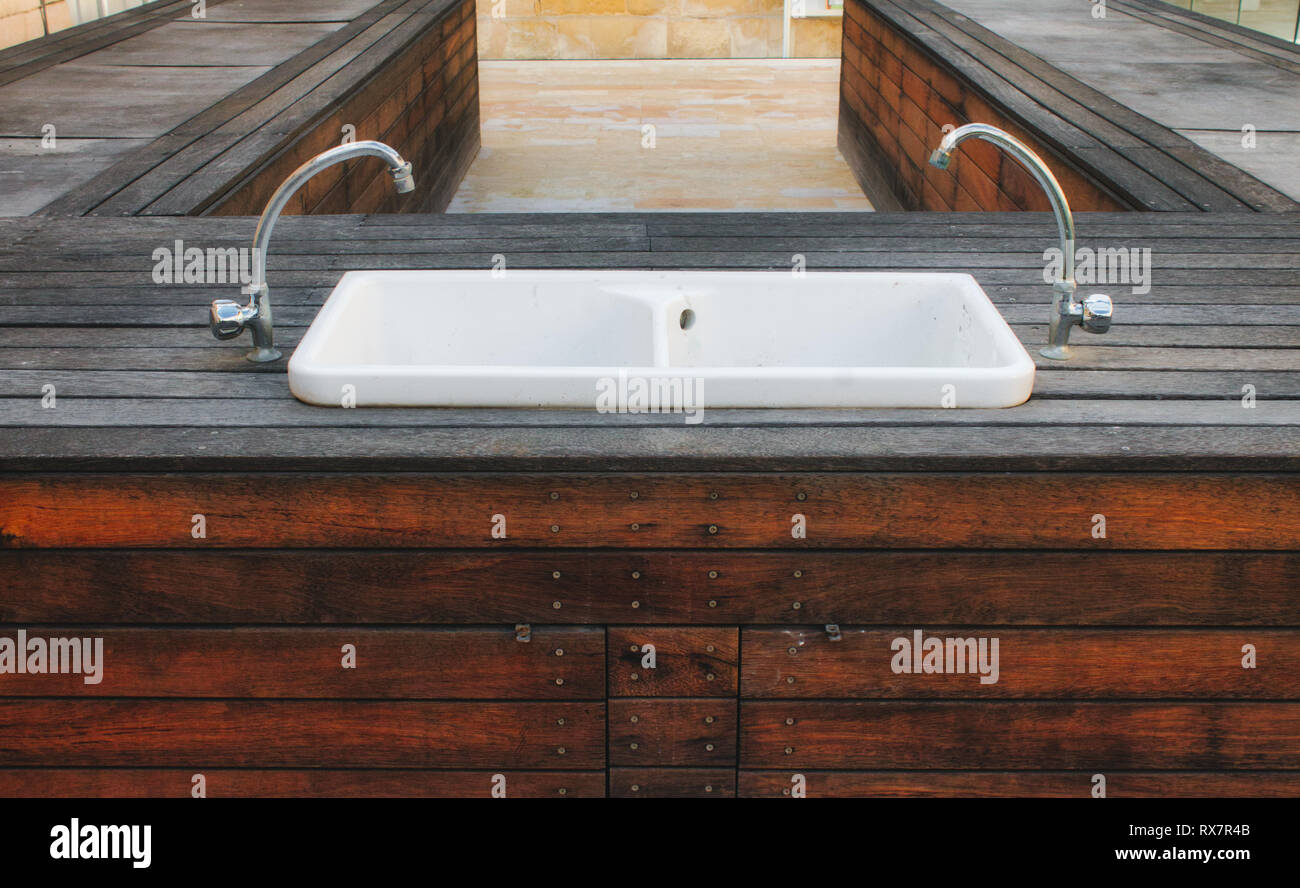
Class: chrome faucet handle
210,299,247,340
1081,293,1114,334
210,283,279,361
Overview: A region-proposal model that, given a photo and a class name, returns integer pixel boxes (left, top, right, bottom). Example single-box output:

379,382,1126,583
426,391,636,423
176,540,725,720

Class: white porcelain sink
287,270,1035,409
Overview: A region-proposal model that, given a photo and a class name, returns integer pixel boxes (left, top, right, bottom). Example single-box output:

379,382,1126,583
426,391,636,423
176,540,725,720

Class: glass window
1172,0,1300,42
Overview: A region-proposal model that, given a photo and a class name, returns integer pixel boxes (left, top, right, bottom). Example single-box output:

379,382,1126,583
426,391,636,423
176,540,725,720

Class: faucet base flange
1039,344,1071,361
246,346,283,363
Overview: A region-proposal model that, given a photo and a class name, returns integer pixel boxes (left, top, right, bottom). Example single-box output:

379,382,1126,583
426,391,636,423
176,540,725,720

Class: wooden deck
0,0,474,217
844,0,1299,212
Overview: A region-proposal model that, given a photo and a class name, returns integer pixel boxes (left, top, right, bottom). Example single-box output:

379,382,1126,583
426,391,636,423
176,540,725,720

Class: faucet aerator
390,161,415,194
928,149,951,170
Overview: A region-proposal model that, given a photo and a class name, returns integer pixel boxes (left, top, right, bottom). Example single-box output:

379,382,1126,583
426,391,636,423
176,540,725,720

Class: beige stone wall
476,0,841,59
1,0,73,51
1,1,157,52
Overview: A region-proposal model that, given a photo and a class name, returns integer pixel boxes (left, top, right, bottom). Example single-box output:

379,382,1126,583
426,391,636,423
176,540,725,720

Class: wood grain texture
741,628,1300,698
738,770,1300,798
0,769,603,799
609,768,735,798
741,702,1300,769
0,627,603,699
607,628,738,697
0,701,604,768
2,473,1295,549
608,699,737,767
3,550,1295,625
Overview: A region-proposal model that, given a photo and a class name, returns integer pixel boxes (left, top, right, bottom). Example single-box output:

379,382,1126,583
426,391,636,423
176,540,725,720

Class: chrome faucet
928,123,1113,360
209,140,415,362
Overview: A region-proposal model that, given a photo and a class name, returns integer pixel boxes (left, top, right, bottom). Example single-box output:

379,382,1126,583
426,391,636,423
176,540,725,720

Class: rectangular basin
287,270,1035,408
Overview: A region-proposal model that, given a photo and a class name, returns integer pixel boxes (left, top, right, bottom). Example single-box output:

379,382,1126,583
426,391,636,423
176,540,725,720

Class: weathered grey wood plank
1,262,1297,286
1,345,1295,373
3,398,1295,428
2,425,1296,472
2,369,1293,401
2,323,1289,350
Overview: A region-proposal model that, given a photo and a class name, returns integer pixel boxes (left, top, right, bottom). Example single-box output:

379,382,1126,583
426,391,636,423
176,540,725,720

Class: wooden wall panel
0,627,603,699
608,699,737,767
609,768,735,798
607,627,738,697
741,628,1300,698
2,473,1295,550
737,770,1300,798
0,701,604,769
4,550,1295,626
741,702,1300,769
0,769,604,799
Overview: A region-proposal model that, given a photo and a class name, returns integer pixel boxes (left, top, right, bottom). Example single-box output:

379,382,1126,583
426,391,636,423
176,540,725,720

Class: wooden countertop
1,210,1296,472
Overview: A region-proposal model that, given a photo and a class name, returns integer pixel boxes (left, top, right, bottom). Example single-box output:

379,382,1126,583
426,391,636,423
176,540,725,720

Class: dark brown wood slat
740,702,1300,768
741,628,1300,698
0,627,603,699
737,770,1300,798
2,550,1295,627
0,701,604,768
2,473,1295,550
608,699,736,767
609,768,734,798
0,769,604,798
606,628,738,697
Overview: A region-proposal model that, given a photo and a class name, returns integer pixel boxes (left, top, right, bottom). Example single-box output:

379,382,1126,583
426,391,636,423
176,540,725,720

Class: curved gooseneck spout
929,124,1112,360
210,141,415,362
